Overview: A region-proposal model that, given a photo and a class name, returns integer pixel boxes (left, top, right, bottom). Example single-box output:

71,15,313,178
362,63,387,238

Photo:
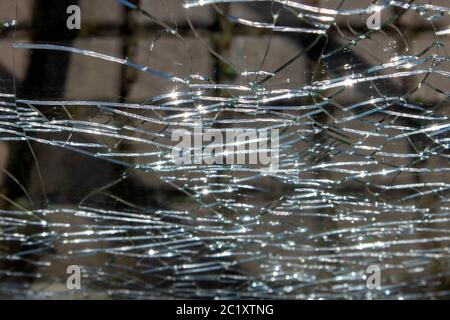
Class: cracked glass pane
0,0,449,299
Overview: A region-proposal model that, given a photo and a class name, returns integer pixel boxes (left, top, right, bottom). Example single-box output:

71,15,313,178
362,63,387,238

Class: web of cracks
0,0,449,299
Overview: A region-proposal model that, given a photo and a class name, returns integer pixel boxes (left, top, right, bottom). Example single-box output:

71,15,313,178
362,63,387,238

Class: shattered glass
0,0,449,299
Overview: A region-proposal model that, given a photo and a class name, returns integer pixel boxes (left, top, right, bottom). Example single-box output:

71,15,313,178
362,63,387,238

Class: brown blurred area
0,0,449,298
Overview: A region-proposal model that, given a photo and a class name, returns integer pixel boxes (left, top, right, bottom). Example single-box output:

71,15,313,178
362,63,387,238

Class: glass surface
0,0,449,299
